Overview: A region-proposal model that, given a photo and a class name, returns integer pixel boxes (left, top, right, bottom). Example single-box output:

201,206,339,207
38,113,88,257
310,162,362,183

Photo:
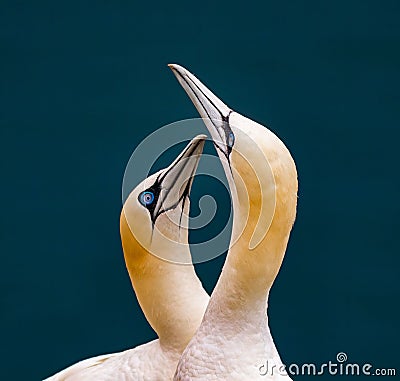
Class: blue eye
227,132,235,147
139,191,155,206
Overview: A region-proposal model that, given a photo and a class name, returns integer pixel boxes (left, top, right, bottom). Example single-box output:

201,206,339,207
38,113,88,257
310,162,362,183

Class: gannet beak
168,64,235,160
149,134,206,223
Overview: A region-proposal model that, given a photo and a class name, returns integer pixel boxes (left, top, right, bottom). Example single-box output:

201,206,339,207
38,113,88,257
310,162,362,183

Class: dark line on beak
149,140,203,226
157,138,202,185
173,69,228,124
173,69,235,174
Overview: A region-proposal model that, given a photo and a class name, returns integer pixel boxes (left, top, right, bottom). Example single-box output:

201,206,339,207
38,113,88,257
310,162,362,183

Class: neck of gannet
206,123,297,327
120,212,209,352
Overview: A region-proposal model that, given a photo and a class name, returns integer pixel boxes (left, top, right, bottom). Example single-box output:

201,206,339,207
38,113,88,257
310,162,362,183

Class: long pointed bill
168,64,235,160
151,134,206,223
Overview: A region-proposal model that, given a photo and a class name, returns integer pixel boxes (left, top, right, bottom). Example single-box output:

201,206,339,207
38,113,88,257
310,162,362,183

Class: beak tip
193,134,208,148
195,133,208,140
168,63,186,76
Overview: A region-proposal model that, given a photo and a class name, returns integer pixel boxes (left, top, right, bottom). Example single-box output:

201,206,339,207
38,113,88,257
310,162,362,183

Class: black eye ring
139,191,155,206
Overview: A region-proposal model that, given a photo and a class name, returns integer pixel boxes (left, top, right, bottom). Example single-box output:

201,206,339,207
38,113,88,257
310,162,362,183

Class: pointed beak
168,64,235,159
152,134,206,220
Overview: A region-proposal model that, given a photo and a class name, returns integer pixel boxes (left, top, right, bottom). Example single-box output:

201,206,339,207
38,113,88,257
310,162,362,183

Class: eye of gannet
227,132,235,148
139,191,155,206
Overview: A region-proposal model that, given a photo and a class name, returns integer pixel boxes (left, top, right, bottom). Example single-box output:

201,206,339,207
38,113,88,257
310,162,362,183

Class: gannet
170,65,297,380
44,136,209,381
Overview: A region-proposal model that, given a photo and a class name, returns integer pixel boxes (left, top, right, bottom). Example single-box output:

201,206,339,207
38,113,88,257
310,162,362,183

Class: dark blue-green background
1,1,399,380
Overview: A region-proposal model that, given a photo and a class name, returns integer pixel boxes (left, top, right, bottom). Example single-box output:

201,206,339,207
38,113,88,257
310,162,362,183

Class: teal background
1,1,399,379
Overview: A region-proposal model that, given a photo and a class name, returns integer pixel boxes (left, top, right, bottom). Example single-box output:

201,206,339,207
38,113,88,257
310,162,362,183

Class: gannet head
121,135,206,264
121,135,209,349
169,65,297,284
